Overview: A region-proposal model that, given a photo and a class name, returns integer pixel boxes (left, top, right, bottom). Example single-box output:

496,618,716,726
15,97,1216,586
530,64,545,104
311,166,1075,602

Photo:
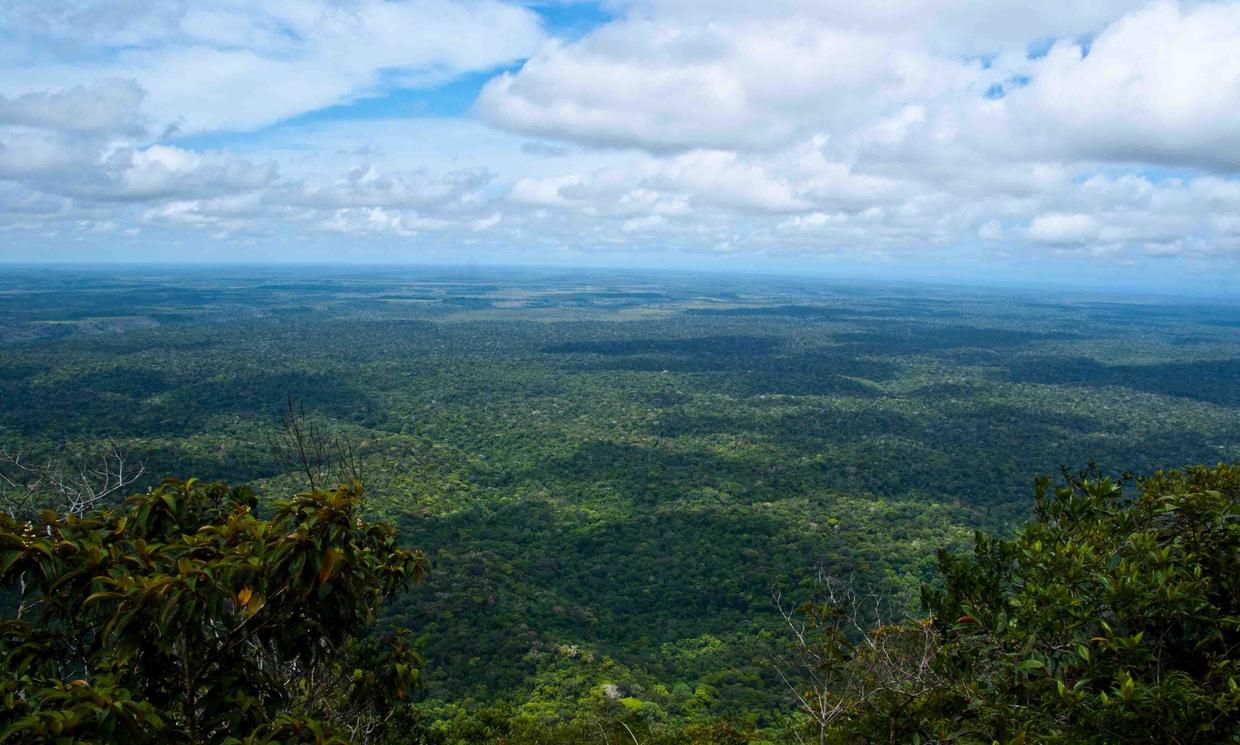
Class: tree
779,463,1240,744
917,464,1240,743
0,477,428,744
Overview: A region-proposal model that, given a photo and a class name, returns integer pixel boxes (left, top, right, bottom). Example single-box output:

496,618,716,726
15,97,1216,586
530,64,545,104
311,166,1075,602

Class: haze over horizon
2,1,1240,294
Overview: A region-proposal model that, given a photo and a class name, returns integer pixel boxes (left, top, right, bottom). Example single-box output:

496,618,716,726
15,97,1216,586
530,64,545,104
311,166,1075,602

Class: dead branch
268,395,362,493
0,442,145,519
771,573,941,745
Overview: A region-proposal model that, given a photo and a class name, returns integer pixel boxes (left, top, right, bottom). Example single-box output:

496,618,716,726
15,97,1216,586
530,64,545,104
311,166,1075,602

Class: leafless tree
0,442,145,519
772,572,941,745
268,395,361,493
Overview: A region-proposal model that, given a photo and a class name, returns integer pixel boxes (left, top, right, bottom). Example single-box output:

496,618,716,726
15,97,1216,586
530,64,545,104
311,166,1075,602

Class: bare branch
770,573,941,744
268,395,363,493
0,442,145,519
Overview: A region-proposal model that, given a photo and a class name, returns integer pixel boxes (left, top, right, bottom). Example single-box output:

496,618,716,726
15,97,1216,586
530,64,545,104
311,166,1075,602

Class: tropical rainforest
1,265,1238,743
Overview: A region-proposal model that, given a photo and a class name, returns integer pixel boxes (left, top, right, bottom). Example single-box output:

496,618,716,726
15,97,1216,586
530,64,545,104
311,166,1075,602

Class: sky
1,0,1239,293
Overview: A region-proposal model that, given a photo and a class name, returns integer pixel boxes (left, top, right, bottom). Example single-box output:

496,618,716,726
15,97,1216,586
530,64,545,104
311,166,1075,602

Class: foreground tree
783,463,1240,744
0,478,427,743
919,464,1240,743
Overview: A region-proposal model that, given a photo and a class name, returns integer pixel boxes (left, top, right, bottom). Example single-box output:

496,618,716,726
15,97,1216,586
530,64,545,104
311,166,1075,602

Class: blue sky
1,0,1239,293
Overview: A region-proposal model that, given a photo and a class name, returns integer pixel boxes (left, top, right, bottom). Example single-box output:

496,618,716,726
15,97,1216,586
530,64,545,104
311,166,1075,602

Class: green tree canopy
0,478,427,744
788,463,1240,744
919,463,1240,743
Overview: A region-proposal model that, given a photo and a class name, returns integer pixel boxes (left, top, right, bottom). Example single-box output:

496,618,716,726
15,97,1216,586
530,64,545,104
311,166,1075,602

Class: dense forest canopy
3,464,1236,742
1,479,427,743
1,266,1239,742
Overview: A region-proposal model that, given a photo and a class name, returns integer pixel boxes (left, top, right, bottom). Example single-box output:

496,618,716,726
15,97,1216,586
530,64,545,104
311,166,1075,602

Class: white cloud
0,79,147,135
1009,0,1240,169
466,0,1240,266
614,0,1150,51
472,212,502,230
319,207,452,237
0,181,74,219
2,0,1240,275
100,145,278,201
0,75,280,207
0,0,546,134
977,220,1004,241
480,0,1240,174
0,134,278,203
477,18,984,151
285,165,493,210
1025,212,1101,245
621,214,665,232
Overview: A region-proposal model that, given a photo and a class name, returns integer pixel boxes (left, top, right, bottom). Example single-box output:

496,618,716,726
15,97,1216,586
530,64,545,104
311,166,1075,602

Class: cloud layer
477,0,1240,264
1,0,1239,279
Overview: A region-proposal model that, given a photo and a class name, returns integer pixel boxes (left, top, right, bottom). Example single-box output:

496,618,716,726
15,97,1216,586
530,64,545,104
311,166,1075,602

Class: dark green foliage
685,305,854,319
1007,356,1240,407
800,464,1240,744
0,478,427,743
409,710,760,745
831,324,1079,355
0,367,372,438
922,464,1240,743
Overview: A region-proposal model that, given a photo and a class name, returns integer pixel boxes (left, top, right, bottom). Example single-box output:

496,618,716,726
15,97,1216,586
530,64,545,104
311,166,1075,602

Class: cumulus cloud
477,18,982,151
141,195,262,229
508,140,915,222
96,145,277,201
0,132,278,204
1010,1,1240,169
468,0,1240,265
2,0,1240,272
0,81,499,240
0,73,283,210
1025,213,1101,245
480,0,1240,172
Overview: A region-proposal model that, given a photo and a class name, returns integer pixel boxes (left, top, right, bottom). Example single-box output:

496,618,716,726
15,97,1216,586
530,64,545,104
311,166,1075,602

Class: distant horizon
4,256,1239,304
